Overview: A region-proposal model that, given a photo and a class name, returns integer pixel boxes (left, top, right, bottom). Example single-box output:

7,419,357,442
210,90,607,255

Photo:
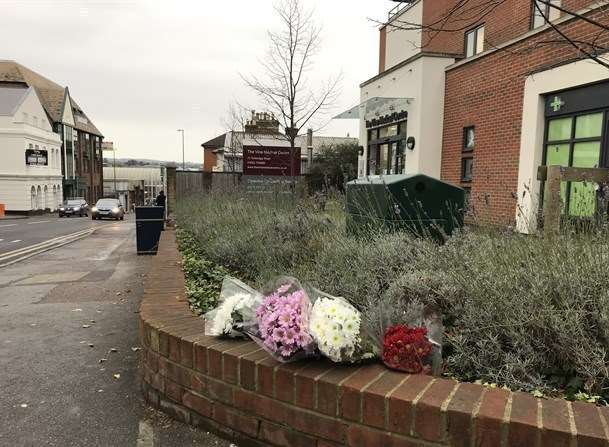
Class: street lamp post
177,129,185,170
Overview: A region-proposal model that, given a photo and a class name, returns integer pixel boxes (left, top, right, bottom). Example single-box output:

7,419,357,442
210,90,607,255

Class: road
0,217,235,447
0,214,115,256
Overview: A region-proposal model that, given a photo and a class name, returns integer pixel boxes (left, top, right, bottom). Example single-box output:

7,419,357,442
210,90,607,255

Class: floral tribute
204,277,262,338
382,324,433,374
254,281,316,362
206,292,257,337
309,295,376,363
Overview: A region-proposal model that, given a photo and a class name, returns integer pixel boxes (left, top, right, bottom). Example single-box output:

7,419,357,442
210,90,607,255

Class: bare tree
242,0,341,185
377,0,609,68
220,102,247,173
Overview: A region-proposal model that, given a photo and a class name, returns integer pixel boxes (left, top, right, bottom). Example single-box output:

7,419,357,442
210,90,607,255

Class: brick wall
203,148,218,173
138,231,609,446
421,0,601,56
441,6,609,225
379,26,387,73
165,167,176,215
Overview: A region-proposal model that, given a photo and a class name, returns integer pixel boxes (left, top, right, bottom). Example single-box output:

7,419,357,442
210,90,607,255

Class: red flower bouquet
382,324,433,374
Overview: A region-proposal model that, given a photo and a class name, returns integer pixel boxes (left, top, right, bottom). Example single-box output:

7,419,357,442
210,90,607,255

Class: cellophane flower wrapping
204,276,263,338
370,299,443,375
308,289,378,363
247,277,317,363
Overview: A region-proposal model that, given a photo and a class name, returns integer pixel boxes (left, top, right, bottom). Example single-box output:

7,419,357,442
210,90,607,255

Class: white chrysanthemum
310,297,362,362
207,293,253,336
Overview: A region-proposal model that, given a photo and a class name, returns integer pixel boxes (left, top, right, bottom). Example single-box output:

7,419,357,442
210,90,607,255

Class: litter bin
135,206,165,255
346,174,465,238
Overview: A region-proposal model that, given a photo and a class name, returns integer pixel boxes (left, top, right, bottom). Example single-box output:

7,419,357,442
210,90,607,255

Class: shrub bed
176,192,609,402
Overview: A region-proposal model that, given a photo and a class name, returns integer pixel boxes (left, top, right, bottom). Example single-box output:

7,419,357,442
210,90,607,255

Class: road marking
0,224,17,228
0,230,91,258
0,239,3,242
10,240,21,243
0,229,95,267
27,220,50,225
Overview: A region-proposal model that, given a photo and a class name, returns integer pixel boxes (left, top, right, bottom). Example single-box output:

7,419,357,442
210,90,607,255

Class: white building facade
0,85,63,212
337,1,456,179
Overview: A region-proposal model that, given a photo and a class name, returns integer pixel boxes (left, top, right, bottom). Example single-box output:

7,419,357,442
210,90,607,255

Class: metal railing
388,1,415,22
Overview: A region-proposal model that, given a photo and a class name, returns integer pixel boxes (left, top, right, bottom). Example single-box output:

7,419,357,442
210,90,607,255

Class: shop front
366,110,408,176
542,81,609,218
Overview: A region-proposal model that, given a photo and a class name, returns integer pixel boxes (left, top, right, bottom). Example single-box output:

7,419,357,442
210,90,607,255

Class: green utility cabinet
346,174,465,238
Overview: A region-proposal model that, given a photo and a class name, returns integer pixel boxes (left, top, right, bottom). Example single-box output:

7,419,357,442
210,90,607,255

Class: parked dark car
58,199,89,217
91,198,125,220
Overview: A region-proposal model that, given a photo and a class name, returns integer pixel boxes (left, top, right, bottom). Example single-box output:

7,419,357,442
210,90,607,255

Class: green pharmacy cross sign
550,96,565,112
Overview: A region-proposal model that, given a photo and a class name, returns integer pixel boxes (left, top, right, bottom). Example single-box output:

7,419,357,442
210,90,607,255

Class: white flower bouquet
309,290,377,363
204,276,263,338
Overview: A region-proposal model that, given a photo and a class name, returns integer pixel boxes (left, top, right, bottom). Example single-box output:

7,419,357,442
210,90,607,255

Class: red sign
243,146,301,176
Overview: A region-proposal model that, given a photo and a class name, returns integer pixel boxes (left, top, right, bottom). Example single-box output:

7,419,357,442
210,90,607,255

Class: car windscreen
66,200,82,205
96,200,118,207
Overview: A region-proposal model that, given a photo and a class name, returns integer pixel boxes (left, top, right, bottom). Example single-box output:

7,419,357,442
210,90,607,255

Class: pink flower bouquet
248,278,317,362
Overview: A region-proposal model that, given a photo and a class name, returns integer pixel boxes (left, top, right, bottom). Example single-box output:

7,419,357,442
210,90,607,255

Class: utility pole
177,129,185,170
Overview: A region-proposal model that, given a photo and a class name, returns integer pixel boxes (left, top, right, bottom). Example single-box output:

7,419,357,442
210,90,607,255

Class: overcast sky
1,0,394,163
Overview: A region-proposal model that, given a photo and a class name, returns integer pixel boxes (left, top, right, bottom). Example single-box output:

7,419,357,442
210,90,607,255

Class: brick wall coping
139,230,609,447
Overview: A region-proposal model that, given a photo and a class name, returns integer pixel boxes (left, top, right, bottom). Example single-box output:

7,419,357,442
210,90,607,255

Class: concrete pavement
0,218,235,447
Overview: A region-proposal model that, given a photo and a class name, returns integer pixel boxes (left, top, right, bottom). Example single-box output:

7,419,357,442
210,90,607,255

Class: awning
334,97,413,121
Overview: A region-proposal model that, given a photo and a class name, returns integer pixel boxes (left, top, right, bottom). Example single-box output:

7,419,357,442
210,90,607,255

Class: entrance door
544,111,607,216
366,120,407,176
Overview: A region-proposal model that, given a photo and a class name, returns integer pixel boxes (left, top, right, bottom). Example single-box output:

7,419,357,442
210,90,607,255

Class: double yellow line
0,228,95,268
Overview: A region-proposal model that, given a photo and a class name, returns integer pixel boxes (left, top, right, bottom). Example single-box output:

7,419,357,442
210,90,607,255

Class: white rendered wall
384,1,423,70
358,55,454,178
516,58,609,233
0,89,62,211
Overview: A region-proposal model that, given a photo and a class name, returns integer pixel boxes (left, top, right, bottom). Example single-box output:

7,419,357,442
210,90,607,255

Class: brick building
356,1,609,231
0,61,104,205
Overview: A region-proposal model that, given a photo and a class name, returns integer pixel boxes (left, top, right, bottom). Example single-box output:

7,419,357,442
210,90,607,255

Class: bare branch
370,0,609,69
241,0,341,151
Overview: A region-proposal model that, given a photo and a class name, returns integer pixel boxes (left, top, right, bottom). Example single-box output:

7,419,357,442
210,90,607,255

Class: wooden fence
175,171,243,199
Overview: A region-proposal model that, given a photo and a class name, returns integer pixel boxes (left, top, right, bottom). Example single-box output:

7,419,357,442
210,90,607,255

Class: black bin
135,206,165,255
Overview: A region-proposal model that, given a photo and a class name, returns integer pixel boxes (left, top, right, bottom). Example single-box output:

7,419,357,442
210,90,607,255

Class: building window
465,25,485,57
532,0,561,29
463,126,475,151
461,157,474,182
543,111,605,217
